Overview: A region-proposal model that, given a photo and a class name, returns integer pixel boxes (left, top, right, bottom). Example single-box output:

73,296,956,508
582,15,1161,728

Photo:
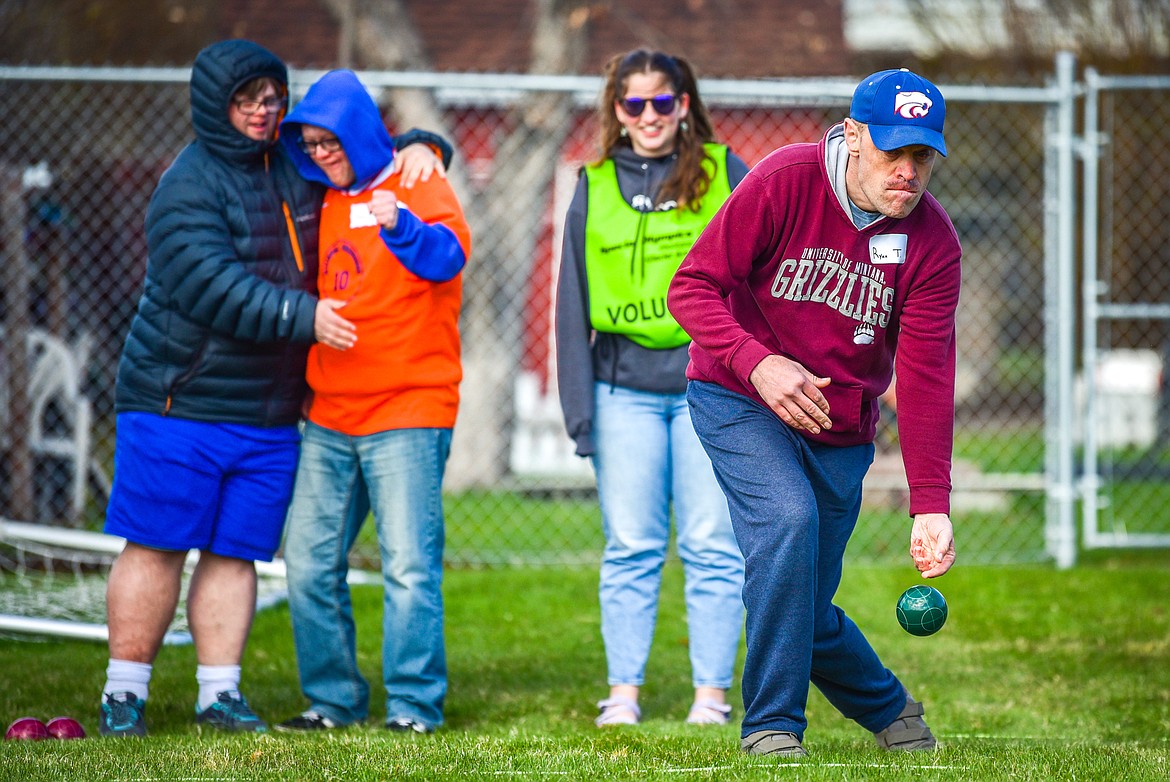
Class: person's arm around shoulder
147,162,320,344
369,176,469,282
393,128,454,188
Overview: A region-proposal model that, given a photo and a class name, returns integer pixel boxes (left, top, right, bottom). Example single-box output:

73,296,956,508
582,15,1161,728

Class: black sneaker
275,711,339,732
386,717,434,734
99,692,147,738
195,691,267,733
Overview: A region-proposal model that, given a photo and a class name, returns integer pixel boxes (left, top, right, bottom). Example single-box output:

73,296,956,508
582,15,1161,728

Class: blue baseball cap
850,68,947,156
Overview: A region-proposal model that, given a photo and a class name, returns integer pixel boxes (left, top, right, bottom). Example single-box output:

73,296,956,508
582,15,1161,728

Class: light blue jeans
592,383,745,689
282,422,451,728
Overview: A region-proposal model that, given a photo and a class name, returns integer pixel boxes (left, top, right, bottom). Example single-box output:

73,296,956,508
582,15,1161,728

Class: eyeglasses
233,96,286,115
619,94,678,117
298,136,343,156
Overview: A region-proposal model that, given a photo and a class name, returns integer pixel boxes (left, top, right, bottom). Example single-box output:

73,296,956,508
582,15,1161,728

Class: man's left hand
394,143,447,189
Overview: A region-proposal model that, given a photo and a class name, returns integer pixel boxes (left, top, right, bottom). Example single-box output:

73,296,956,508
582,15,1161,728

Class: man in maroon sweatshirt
668,68,960,758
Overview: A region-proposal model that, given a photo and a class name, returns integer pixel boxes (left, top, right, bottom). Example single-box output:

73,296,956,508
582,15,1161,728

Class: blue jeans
592,383,745,689
687,381,907,740
282,422,451,727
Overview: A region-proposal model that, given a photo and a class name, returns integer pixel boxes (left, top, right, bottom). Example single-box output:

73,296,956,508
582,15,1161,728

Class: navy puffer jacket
115,39,323,426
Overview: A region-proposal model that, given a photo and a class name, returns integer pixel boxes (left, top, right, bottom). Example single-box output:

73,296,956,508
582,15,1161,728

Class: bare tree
905,0,1170,69
447,0,594,487
320,0,468,196
325,0,594,486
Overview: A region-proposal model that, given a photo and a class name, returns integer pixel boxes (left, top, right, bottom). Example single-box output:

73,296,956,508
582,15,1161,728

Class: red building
219,1,850,477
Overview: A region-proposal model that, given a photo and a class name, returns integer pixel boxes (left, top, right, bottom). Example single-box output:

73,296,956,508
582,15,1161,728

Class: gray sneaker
873,693,936,751
99,692,147,738
741,730,807,757
195,691,267,733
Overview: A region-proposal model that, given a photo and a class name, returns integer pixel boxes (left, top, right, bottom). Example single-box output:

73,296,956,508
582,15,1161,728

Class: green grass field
2,553,1169,780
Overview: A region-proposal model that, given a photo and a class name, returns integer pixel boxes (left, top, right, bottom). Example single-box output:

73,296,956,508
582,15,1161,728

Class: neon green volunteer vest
584,144,731,349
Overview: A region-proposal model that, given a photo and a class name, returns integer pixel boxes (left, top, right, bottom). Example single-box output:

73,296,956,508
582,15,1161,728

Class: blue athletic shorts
104,412,301,562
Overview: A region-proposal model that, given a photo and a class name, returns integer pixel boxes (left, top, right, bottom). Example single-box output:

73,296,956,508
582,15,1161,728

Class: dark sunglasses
619,94,678,117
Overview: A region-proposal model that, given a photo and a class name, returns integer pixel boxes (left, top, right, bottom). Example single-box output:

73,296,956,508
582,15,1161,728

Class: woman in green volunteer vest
554,48,750,728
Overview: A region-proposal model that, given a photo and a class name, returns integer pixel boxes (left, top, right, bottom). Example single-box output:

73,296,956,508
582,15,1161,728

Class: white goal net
0,518,292,645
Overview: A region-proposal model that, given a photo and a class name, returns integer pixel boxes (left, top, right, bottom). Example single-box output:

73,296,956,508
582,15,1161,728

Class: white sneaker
595,696,640,727
686,699,732,725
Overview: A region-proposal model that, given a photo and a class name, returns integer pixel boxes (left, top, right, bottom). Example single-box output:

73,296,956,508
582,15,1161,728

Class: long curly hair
591,48,717,212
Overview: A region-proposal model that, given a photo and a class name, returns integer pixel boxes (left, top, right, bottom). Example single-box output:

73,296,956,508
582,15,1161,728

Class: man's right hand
910,513,956,578
314,299,356,350
748,354,833,434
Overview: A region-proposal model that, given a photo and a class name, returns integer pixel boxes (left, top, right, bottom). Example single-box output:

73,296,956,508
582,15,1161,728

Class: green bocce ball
896,585,948,636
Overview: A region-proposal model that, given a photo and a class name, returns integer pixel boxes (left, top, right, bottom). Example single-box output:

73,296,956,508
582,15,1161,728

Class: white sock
196,664,241,712
103,659,152,703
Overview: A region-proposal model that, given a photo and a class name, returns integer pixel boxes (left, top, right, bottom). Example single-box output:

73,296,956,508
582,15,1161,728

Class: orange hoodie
305,171,471,435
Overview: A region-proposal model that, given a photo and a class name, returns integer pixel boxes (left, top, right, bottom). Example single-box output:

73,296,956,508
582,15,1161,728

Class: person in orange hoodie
274,69,471,734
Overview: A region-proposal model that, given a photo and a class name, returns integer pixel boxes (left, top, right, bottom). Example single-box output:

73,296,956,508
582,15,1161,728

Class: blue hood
281,69,398,191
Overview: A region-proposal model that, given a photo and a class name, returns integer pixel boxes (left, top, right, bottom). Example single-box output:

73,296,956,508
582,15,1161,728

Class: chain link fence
1079,71,1170,552
2,61,1164,568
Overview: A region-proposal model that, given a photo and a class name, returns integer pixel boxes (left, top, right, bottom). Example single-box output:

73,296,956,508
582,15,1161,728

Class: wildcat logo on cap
894,92,933,119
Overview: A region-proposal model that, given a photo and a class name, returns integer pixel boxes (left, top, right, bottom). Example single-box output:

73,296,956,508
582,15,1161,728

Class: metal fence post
1044,51,1079,568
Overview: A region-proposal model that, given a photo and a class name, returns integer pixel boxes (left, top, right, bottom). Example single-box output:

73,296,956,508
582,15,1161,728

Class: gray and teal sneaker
195,691,267,733
100,691,147,738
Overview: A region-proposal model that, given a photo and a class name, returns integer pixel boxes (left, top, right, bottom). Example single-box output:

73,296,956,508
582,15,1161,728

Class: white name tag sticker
350,202,378,229
869,234,908,265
